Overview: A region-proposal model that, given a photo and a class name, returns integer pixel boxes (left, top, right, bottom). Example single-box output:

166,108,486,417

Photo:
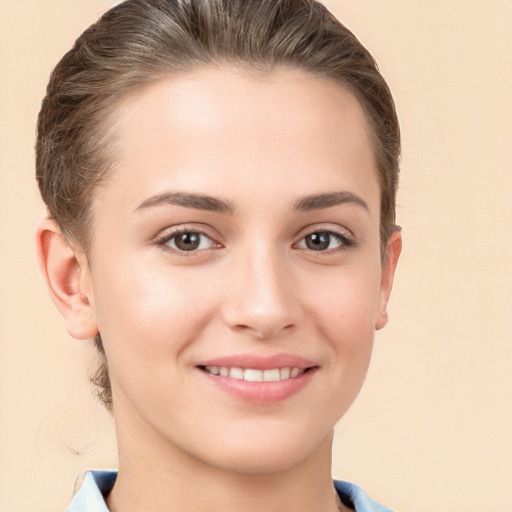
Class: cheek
301,261,382,344
289,264,381,429
90,255,220,372
300,259,381,404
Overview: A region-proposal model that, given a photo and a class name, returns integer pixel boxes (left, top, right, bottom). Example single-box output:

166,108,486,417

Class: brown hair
36,0,400,411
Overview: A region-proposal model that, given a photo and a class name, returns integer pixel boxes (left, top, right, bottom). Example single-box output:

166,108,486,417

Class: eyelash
155,226,355,256
155,227,220,256
293,227,355,253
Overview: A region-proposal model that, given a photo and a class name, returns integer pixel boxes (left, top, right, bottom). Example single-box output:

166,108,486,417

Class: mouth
195,354,319,404
198,365,315,382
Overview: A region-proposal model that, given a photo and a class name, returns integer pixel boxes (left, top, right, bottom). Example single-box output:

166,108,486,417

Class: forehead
95,66,379,216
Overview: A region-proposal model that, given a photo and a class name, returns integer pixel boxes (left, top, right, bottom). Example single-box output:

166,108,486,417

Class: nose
221,248,301,339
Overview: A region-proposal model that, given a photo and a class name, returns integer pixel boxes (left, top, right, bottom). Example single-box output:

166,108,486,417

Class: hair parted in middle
36,0,400,411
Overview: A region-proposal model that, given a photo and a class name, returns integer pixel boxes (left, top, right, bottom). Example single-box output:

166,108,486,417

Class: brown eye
174,232,201,251
165,231,214,252
305,232,331,250
297,231,347,252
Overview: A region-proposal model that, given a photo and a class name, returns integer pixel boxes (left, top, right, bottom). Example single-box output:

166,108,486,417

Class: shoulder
334,480,396,512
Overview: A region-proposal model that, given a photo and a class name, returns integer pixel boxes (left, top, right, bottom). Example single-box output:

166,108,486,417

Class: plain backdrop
1,1,511,511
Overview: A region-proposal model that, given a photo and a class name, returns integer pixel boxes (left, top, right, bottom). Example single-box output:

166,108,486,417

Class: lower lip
198,368,317,404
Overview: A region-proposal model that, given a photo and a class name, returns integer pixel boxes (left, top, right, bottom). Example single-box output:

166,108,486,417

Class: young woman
35,1,402,511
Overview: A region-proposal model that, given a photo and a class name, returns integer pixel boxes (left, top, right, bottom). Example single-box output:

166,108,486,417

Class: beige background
1,1,511,511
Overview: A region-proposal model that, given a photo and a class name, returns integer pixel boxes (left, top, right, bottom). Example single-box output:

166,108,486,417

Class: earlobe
375,230,402,330
36,219,98,340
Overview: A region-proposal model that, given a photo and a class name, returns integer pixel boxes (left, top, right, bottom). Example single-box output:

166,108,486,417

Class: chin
193,426,333,475
208,447,310,475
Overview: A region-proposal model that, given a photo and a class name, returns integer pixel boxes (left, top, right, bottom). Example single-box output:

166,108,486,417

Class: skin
37,67,401,512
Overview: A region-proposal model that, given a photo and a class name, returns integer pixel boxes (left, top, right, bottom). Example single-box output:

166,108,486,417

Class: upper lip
196,353,318,370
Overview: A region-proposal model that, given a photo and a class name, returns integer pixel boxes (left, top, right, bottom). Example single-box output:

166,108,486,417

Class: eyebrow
135,191,235,214
293,191,369,213
134,190,368,215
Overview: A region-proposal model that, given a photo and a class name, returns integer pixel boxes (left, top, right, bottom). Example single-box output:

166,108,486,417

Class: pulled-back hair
36,0,400,411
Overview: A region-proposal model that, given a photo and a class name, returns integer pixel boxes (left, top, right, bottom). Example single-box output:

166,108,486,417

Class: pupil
176,232,200,251
306,232,329,251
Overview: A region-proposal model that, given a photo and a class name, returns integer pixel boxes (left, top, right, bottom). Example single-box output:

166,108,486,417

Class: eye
156,229,219,253
295,230,352,252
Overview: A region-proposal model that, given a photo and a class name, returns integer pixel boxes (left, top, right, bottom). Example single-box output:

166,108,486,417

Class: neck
107,419,349,512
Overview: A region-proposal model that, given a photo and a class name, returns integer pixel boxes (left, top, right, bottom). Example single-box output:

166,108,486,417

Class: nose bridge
222,242,299,338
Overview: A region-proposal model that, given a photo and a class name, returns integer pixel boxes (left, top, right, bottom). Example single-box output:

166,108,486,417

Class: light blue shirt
67,470,395,512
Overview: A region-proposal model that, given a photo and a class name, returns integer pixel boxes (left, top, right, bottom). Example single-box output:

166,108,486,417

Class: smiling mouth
198,365,316,382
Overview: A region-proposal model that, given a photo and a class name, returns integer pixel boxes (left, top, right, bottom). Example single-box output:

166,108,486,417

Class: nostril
231,321,297,339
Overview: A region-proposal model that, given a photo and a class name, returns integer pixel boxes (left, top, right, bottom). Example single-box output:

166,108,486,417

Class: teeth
280,367,290,380
229,367,244,379
263,368,280,381
244,369,263,382
205,366,306,381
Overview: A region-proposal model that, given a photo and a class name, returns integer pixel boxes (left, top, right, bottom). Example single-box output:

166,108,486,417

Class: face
79,67,399,473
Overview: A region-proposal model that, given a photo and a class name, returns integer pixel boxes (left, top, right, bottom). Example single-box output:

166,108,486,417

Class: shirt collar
67,470,116,512
334,480,395,512
67,470,394,512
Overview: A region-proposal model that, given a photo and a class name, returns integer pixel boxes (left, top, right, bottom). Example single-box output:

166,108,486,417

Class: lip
195,353,319,404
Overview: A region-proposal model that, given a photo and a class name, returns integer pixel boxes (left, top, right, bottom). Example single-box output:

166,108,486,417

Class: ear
375,230,402,330
35,219,98,340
